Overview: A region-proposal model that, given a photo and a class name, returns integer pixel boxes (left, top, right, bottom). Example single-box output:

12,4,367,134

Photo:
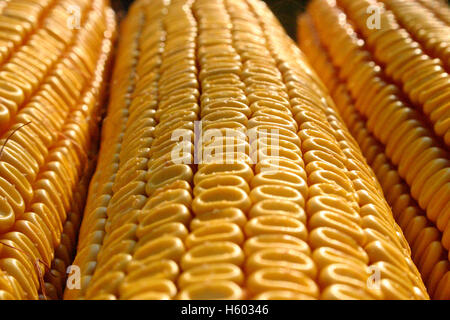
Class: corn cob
298,0,450,299
66,0,430,300
0,0,115,300
298,11,450,300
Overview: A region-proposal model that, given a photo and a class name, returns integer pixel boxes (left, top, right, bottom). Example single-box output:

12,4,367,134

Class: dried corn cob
298,11,450,300
0,0,115,300
66,0,429,300
306,0,450,254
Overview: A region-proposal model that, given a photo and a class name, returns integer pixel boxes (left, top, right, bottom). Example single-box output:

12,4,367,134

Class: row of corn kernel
79,1,163,300
42,156,95,300
233,0,417,299
113,0,198,300
71,0,194,300
297,12,429,299
63,0,145,300
250,0,429,299
0,269,16,299
224,0,317,300
334,0,450,249
0,0,88,130
251,0,379,300
7,0,108,299
416,0,450,25
308,0,434,248
0,0,112,300
0,1,7,14
0,0,54,67
176,0,250,300
42,8,115,299
336,0,450,146
379,0,449,69
351,101,450,299
298,13,450,300
350,105,450,298
308,0,450,253
0,0,94,296
234,0,420,298
306,0,450,296
299,12,450,299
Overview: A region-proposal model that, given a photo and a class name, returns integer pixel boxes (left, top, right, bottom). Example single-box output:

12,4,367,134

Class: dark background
112,0,307,39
